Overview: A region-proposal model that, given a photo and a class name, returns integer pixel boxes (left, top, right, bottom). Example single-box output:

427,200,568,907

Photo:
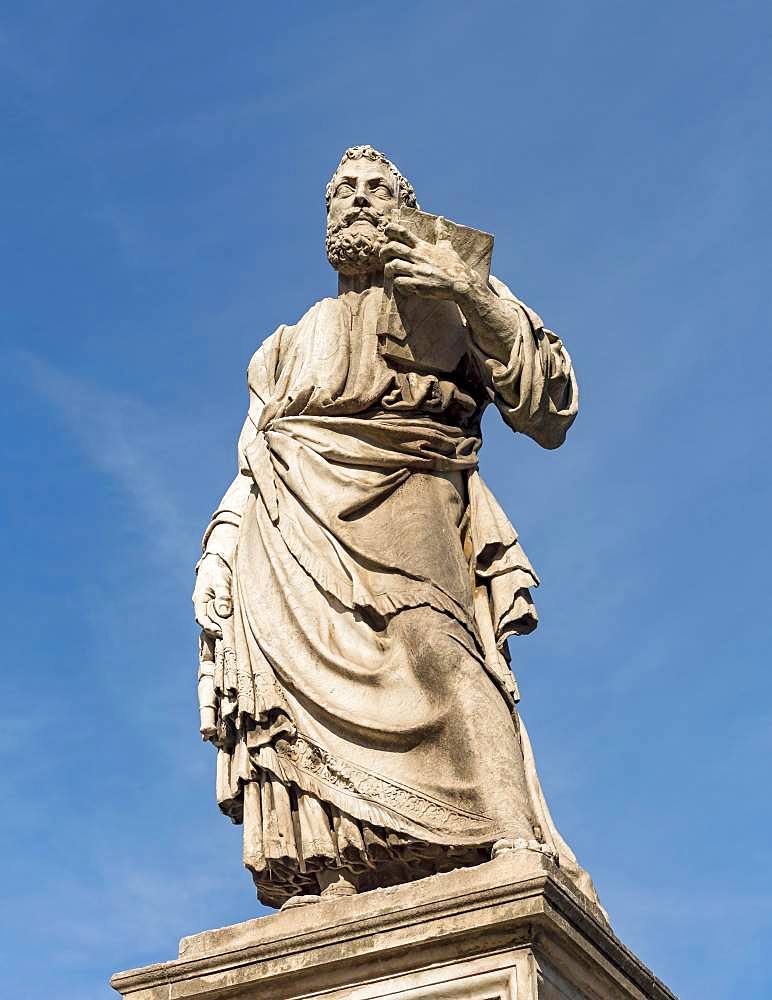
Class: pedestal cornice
111,853,677,1000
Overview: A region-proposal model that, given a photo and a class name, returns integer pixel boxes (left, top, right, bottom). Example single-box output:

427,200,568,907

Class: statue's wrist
453,267,487,309
200,521,239,566
195,551,232,575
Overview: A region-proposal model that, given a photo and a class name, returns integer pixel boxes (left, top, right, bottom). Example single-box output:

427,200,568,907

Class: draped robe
197,277,602,909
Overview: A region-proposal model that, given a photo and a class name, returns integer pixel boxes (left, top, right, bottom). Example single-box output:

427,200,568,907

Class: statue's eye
373,184,393,198
334,182,355,198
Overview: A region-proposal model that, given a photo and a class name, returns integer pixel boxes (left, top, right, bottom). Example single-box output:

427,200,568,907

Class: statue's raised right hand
193,553,233,639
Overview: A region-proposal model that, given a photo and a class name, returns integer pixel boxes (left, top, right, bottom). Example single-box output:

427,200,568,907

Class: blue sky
2,2,770,997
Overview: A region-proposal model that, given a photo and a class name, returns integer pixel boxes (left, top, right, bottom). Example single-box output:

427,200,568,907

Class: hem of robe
213,713,607,918
250,734,503,846
241,769,491,910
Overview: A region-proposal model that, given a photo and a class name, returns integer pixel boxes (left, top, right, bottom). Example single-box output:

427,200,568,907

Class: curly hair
325,145,418,212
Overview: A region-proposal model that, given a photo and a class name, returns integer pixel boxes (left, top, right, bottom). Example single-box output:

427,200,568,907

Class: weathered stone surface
191,144,596,910
111,853,677,1000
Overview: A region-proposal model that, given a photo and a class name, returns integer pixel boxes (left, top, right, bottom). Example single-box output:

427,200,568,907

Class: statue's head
325,145,418,276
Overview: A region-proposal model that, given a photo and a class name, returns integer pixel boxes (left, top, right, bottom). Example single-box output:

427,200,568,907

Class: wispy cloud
20,353,198,568
0,851,256,999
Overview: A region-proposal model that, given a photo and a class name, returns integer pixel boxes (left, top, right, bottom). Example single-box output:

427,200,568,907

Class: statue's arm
198,419,256,569
459,275,578,450
379,221,577,449
193,341,275,636
199,343,273,567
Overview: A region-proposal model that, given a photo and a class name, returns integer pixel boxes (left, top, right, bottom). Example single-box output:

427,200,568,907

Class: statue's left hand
193,553,233,639
380,218,478,303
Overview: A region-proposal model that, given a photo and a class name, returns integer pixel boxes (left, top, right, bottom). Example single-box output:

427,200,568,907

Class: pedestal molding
111,856,677,1000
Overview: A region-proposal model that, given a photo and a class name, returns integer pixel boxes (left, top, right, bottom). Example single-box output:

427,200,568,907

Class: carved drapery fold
195,283,600,912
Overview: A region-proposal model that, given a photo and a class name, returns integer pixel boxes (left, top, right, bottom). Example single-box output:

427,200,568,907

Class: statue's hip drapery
198,412,596,907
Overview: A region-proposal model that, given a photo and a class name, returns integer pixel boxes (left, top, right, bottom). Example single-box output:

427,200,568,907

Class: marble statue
193,145,602,912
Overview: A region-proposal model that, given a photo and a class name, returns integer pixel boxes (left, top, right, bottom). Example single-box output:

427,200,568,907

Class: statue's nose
353,192,371,207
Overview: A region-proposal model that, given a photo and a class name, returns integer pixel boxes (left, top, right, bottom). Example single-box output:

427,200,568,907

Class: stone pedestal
111,853,677,1000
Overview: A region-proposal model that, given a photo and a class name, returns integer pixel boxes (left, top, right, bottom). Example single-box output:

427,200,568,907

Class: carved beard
326,211,389,276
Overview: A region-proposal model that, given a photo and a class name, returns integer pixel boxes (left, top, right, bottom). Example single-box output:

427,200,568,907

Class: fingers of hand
208,580,232,627
193,555,232,628
380,241,419,264
384,221,417,247
384,258,435,281
193,586,222,637
213,591,233,618
392,275,446,298
195,606,223,638
207,597,229,626
192,582,213,609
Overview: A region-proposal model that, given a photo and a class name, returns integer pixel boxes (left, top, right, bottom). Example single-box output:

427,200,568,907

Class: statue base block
111,853,677,999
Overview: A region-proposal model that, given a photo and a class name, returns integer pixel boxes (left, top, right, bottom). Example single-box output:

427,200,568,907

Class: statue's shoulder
264,296,337,347
289,295,340,331
245,297,339,386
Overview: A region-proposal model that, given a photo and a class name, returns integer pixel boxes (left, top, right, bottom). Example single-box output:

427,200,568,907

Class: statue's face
325,158,397,276
327,158,398,235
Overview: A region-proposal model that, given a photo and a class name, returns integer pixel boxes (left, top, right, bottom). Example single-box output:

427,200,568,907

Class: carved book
377,206,494,374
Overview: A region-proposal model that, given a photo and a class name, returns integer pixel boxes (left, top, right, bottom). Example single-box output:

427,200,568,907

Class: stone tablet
377,206,494,374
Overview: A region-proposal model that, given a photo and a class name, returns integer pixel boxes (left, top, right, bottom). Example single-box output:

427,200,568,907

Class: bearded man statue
193,145,602,912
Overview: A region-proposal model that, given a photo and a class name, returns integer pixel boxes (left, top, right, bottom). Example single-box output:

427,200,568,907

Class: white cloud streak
20,353,199,568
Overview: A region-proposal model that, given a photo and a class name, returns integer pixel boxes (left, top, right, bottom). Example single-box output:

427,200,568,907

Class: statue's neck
337,271,385,296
